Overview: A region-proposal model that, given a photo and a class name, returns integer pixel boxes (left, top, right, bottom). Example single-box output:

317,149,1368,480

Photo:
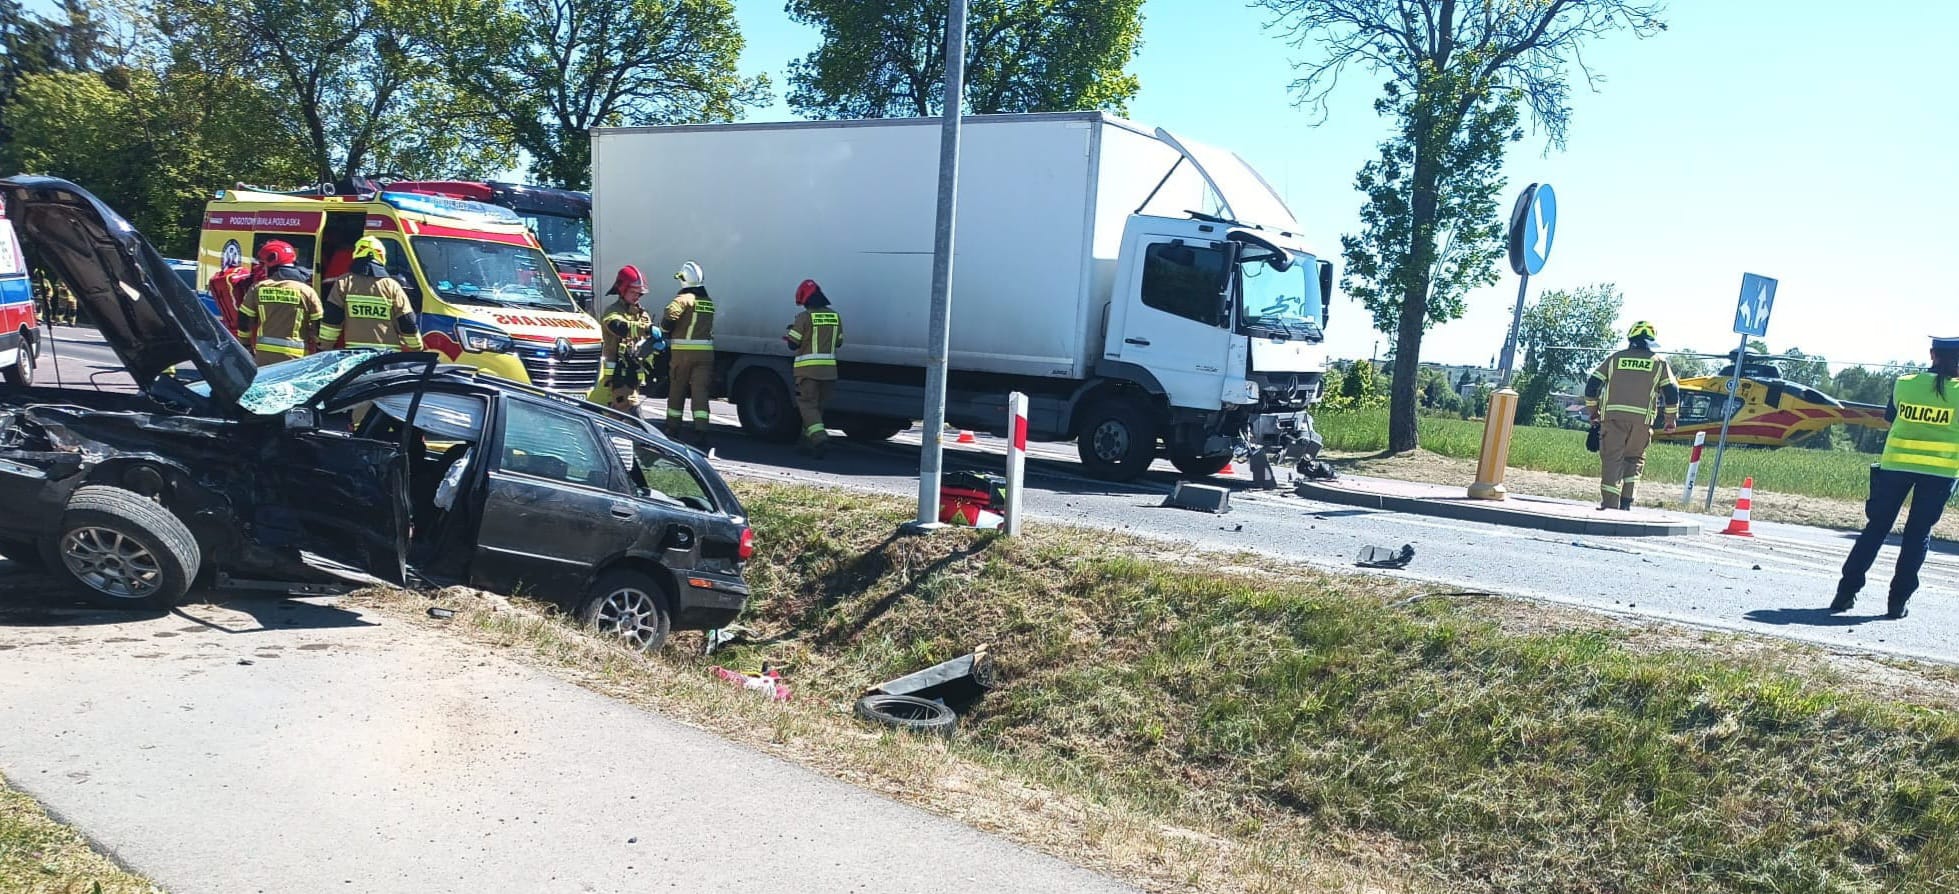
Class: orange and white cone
1720,477,1755,537
956,430,976,444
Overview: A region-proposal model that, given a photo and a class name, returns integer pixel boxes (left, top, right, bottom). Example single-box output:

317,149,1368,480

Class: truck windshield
524,213,591,260
1237,252,1321,340
411,236,578,312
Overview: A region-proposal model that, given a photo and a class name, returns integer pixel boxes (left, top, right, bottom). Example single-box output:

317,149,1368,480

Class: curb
1295,481,1702,538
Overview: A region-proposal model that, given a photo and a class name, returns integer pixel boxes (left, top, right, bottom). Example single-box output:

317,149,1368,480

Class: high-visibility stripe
347,341,398,350
666,410,683,419
319,325,344,342
1603,404,1651,416
1601,484,1621,495
693,411,710,420
671,340,713,351
795,352,835,364
805,423,826,436
258,336,304,349
256,342,305,357
1886,452,1959,471
401,335,424,350
238,305,259,318
1887,437,1959,456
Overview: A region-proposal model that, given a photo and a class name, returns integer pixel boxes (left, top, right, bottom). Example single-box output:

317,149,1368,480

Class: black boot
1827,590,1856,613
1619,497,1634,511
1886,595,1910,620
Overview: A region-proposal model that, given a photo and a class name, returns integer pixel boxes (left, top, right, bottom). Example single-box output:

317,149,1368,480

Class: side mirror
284,407,321,433
1317,260,1335,326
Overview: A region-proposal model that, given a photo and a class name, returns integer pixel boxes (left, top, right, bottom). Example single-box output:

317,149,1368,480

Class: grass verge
366,483,1959,894
0,772,160,894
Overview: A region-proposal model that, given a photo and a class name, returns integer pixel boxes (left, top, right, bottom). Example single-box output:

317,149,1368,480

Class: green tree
1,0,60,144
413,0,763,190
1255,0,1667,453
1776,347,1831,388
1513,283,1621,422
785,0,1144,119
1668,347,1713,379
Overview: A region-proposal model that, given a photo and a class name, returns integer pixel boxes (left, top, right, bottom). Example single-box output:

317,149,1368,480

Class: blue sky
731,1,1959,370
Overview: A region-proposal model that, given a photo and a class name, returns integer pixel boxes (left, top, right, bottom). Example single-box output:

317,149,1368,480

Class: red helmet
258,240,297,268
795,279,821,306
612,265,645,297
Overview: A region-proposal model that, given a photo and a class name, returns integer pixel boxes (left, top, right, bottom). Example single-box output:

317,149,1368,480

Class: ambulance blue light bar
379,191,524,226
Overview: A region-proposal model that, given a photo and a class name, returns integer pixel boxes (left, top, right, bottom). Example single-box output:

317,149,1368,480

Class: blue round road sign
1507,183,1557,276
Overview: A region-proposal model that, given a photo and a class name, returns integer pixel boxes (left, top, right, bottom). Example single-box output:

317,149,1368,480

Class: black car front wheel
577,569,673,654
47,486,200,609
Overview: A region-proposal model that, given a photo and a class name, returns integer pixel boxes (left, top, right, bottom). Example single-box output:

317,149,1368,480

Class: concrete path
0,593,1135,894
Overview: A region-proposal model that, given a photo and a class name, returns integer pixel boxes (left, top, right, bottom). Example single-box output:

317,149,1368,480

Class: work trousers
1597,412,1652,507
666,351,713,432
1838,466,1957,607
796,375,834,446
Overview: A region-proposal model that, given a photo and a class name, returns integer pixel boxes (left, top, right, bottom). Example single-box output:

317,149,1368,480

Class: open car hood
0,175,255,404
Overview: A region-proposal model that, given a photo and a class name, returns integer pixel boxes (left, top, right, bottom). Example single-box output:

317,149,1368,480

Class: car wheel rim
596,587,661,651
1091,419,1130,462
59,526,163,600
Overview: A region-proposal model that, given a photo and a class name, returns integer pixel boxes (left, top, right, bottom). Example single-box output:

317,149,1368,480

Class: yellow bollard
1468,388,1519,500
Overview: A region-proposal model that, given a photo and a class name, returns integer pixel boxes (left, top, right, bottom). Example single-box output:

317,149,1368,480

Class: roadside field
0,772,160,894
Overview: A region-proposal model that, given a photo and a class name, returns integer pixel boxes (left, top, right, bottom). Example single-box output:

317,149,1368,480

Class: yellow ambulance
197,185,603,394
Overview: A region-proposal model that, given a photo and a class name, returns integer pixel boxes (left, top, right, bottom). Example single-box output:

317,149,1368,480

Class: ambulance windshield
411,236,578,312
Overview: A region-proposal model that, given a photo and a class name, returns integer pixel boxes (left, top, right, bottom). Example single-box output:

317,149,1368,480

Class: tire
1169,452,1232,478
49,486,200,610
840,416,910,443
733,369,800,443
577,569,673,654
855,694,957,738
3,342,32,387
1075,397,1158,482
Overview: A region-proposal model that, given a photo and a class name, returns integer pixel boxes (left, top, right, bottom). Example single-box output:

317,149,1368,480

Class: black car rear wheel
578,569,672,654
49,486,199,609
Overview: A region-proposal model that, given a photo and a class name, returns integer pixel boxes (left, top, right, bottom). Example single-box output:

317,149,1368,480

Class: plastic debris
1356,544,1416,570
711,665,790,701
1163,481,1231,514
865,646,995,715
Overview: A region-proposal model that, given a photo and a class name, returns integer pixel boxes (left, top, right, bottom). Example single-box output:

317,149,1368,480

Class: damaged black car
0,176,749,652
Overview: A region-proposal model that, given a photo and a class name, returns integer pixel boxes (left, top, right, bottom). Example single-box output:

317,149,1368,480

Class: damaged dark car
0,176,750,652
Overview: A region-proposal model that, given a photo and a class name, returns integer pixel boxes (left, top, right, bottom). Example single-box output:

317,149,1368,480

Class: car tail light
737,527,754,561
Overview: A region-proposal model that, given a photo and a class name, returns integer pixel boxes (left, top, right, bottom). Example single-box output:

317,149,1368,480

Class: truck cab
198,186,603,396
0,193,40,385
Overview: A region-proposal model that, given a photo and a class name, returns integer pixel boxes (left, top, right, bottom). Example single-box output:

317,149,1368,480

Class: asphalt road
26,330,1959,666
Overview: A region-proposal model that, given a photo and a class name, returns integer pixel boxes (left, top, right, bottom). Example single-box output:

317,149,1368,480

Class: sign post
911,0,968,531
1498,183,1557,388
1004,392,1028,536
1703,273,1777,511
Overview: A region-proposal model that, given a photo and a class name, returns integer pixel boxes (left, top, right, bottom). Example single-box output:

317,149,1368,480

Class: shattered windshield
412,236,578,312
187,350,379,416
1238,252,1321,340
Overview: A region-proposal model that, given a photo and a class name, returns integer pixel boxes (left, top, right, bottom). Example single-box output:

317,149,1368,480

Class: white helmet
675,261,704,289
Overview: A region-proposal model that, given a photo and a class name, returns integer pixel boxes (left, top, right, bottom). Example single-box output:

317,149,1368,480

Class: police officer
1584,321,1679,510
236,240,322,366
1830,336,1959,619
663,261,714,446
588,265,661,412
784,279,843,457
320,236,421,353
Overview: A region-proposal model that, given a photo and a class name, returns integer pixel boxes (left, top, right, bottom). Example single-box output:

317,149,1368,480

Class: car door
1112,235,1236,411
603,431,741,575
471,396,638,600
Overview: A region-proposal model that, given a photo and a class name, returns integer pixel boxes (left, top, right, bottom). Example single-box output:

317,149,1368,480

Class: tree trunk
1389,113,1444,454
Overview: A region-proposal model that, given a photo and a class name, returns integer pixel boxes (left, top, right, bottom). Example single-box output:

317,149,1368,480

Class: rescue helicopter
1549,346,1893,448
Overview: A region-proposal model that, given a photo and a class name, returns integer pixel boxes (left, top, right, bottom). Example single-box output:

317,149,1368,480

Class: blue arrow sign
1506,183,1558,276
1733,273,1777,337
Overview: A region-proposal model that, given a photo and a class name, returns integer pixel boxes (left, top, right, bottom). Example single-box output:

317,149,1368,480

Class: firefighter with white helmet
663,260,714,446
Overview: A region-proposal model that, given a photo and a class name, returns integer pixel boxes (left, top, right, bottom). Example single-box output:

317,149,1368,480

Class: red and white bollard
1681,431,1707,505
1005,391,1027,537
1720,476,1755,537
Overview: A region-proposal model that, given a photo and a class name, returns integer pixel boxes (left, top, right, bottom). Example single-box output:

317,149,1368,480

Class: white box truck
590,112,1332,482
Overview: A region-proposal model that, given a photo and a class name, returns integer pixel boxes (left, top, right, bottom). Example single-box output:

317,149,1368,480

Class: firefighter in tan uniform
784,279,842,458
1584,321,1679,510
586,265,663,412
663,261,714,446
236,240,322,367
320,237,422,353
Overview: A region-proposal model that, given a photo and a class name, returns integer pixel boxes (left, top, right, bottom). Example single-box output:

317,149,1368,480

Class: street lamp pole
913,0,968,529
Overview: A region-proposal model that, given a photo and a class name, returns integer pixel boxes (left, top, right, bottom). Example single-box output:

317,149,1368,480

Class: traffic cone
956,430,976,444
1220,460,1236,475
1721,477,1755,537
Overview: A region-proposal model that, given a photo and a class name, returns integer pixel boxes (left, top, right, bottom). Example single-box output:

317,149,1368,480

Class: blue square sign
1733,273,1777,338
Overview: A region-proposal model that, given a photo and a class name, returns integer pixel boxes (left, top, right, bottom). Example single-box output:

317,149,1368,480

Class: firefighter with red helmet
320,236,421,353
236,240,322,366
587,265,664,412
784,279,842,457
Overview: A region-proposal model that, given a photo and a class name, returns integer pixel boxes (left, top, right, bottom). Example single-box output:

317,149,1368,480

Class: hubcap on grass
596,588,662,651
59,527,162,600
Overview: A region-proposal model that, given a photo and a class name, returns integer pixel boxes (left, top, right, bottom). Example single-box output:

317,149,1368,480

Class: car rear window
497,399,611,489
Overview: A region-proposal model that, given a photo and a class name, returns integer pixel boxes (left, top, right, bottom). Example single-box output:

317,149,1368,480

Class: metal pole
913,0,967,529
1702,333,1749,511
1497,273,1529,388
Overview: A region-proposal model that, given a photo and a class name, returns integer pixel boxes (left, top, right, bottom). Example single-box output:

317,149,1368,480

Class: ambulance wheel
47,486,200,610
1076,397,1157,482
1169,452,1232,478
3,342,32,386
734,369,799,443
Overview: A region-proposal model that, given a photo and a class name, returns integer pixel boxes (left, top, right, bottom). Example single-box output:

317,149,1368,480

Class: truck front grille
515,343,601,394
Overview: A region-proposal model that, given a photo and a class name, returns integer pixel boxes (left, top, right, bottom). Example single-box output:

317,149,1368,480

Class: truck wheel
841,417,911,442
1076,398,1157,482
1169,453,1232,478
3,343,32,386
577,569,672,654
49,486,200,610
733,370,800,443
